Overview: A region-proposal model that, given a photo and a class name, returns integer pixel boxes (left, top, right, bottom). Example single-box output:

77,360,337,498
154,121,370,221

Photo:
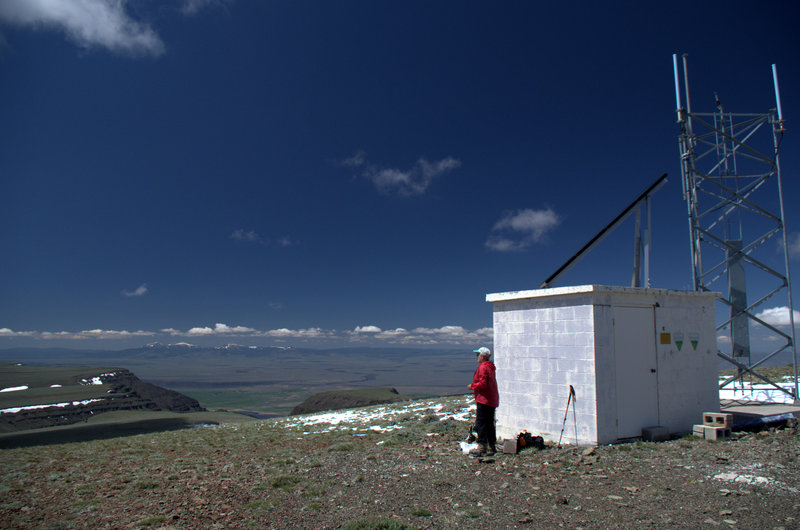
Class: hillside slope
0,395,798,528
0,363,204,433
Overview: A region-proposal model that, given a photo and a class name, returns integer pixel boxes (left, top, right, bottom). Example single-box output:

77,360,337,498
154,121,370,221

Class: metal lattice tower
673,54,798,403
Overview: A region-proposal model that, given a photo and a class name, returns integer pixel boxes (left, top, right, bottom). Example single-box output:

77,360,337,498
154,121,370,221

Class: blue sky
1,0,798,350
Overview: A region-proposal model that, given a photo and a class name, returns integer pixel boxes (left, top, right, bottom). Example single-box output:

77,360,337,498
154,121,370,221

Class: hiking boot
486,444,497,456
468,443,487,457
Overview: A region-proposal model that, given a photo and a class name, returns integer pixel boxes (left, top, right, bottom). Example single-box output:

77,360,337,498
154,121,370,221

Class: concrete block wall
493,294,599,445
489,285,720,446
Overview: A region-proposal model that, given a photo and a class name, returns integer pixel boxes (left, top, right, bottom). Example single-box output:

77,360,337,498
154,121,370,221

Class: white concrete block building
487,285,719,445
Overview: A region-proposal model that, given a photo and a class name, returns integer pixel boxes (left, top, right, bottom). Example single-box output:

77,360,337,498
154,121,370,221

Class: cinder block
693,424,706,438
503,439,518,454
555,333,575,347
641,426,669,442
703,425,731,441
703,412,733,429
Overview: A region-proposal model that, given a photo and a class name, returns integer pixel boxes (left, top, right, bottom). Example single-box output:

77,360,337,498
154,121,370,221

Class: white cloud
36,329,154,340
342,150,366,168
0,328,35,337
755,306,800,327
352,325,382,334
413,325,469,336
786,233,800,258
345,152,461,196
231,229,264,243
79,329,154,339
216,323,255,334
376,328,408,339
231,230,296,248
0,0,165,57
486,207,560,252
122,283,148,297
185,326,213,335
180,0,230,16
260,328,331,339
0,322,492,346
342,324,492,345
186,323,255,336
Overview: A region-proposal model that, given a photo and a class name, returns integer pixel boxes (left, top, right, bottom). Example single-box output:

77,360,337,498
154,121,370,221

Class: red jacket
472,360,499,407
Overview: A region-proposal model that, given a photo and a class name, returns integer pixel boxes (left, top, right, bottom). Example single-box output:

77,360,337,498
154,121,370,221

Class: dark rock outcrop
290,387,408,416
0,368,204,432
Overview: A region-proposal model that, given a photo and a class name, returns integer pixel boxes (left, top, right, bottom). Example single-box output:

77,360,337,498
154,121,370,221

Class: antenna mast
674,54,798,403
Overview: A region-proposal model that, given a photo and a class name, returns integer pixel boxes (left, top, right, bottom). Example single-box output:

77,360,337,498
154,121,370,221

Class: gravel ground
1,396,799,529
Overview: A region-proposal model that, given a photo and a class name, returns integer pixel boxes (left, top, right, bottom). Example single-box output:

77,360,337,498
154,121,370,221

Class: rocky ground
1,395,799,529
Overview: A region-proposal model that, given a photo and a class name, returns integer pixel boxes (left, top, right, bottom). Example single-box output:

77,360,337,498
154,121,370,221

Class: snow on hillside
1,399,104,414
273,394,474,435
719,378,797,404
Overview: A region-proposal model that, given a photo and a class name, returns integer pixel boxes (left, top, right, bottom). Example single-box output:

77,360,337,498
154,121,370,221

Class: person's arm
470,364,488,392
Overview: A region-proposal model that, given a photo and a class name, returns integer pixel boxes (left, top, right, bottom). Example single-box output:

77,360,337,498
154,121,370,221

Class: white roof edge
485,284,721,302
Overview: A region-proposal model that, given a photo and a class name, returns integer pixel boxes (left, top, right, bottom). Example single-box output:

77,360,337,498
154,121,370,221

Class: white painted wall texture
487,285,719,446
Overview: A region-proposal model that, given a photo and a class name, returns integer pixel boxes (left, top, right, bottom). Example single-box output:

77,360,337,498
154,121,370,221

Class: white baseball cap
473,347,491,358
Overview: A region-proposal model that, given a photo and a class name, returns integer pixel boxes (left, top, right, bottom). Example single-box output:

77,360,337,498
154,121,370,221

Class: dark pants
475,403,496,448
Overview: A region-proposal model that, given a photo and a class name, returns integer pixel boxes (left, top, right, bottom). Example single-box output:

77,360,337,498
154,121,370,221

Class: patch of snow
719,379,796,404
0,385,29,392
1,399,104,414
711,470,798,493
273,395,474,436
78,373,116,386
712,472,773,486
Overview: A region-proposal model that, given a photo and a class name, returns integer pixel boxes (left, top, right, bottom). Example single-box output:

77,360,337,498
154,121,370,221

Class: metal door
613,306,659,438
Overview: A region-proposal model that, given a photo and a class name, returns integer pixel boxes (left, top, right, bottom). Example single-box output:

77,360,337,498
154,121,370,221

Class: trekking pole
571,385,578,446
556,384,576,450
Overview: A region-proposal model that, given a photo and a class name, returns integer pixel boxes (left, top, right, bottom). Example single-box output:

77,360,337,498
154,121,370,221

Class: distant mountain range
0,343,459,361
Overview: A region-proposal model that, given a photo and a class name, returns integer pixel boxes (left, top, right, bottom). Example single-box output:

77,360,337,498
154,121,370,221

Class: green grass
174,387,311,416
302,482,329,497
0,363,121,409
135,515,167,527
245,499,276,510
329,442,357,452
718,364,795,381
341,518,418,530
308,387,410,402
271,475,302,491
0,410,256,449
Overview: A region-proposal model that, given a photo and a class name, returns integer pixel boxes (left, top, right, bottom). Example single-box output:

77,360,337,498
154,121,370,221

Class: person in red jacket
467,346,499,456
